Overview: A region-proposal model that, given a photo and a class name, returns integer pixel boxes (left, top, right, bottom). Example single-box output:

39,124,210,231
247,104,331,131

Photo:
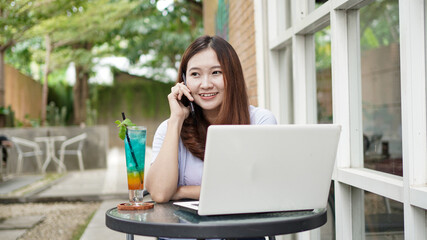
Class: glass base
128,189,144,205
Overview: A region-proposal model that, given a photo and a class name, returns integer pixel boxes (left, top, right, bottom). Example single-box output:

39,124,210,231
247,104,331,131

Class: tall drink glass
124,126,146,205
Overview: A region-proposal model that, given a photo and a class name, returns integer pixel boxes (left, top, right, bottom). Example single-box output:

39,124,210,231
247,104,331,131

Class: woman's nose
200,75,213,88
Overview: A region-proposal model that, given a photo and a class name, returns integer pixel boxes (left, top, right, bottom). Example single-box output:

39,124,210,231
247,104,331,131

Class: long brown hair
177,35,250,160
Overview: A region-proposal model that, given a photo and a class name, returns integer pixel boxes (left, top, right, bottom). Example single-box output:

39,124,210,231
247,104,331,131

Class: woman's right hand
147,83,194,203
168,82,194,121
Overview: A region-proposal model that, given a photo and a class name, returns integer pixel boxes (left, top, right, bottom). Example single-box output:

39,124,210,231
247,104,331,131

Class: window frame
257,0,427,239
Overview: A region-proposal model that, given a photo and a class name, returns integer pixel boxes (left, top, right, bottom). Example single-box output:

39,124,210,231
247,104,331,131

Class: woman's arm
145,83,193,203
146,118,182,203
171,185,201,200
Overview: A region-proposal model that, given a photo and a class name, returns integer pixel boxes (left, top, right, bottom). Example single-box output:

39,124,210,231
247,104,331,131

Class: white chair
10,137,43,174
58,133,87,171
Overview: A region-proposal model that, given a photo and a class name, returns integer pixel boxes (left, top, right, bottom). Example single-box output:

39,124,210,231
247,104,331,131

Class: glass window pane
321,183,335,240
285,0,292,29
315,26,332,124
279,47,294,124
365,191,404,239
360,0,402,176
277,0,292,31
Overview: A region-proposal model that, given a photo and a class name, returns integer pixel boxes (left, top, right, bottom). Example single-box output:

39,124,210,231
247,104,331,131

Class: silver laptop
174,124,341,216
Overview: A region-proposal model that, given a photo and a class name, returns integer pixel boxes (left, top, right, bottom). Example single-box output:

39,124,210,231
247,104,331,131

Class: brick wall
5,64,42,122
203,0,218,36
228,0,258,106
203,0,258,106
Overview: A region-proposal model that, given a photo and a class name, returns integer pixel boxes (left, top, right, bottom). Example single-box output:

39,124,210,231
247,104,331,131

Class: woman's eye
190,72,200,77
213,71,222,75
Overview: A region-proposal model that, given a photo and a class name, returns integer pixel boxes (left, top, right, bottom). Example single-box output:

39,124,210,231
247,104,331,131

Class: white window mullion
330,8,350,169
266,0,282,121
294,0,309,22
334,181,353,239
306,34,317,124
278,48,294,124
400,0,426,194
294,3,330,35
296,35,319,240
292,0,313,125
268,50,281,122
254,0,269,109
292,34,316,124
346,10,364,168
399,0,427,239
293,3,318,238
331,8,365,240
336,168,403,202
292,35,306,124
347,8,365,240
410,187,427,209
267,0,278,40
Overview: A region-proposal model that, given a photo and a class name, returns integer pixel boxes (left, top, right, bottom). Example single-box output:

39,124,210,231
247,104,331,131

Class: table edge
105,207,327,238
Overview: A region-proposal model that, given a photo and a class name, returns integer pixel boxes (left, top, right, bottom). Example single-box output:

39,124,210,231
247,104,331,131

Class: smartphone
180,95,191,107
181,74,196,119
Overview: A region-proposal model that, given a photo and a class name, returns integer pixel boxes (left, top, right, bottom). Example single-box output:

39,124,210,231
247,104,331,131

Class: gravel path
0,202,101,240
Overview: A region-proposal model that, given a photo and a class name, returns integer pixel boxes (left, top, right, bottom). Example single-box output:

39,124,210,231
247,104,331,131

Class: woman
145,35,277,203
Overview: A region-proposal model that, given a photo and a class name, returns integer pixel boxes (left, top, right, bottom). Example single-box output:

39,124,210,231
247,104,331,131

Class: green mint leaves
115,118,136,140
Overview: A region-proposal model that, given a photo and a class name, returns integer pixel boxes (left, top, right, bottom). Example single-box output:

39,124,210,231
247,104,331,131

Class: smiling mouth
199,93,218,97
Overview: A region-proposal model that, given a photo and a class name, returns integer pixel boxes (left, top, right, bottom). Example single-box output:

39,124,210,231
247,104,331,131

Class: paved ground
0,147,155,240
79,148,154,240
0,175,44,195
0,147,336,240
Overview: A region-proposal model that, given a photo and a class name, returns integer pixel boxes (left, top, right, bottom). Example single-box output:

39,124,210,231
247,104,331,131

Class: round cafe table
105,202,327,240
35,136,67,173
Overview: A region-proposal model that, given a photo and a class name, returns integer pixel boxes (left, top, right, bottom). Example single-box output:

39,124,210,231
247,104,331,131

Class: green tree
0,0,84,107
360,0,399,50
3,0,203,125
27,0,138,124
113,0,203,82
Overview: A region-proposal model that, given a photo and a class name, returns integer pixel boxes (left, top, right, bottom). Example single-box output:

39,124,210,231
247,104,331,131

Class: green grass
71,209,97,240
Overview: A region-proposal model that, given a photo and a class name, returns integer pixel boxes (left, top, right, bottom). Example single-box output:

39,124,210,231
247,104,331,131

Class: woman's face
186,48,225,120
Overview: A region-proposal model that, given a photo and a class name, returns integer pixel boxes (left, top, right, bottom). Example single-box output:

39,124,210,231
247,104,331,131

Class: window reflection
360,0,402,176
284,0,292,29
365,191,404,239
315,27,332,124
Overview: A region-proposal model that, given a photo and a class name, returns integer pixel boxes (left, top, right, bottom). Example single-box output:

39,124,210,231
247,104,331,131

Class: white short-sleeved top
151,105,277,186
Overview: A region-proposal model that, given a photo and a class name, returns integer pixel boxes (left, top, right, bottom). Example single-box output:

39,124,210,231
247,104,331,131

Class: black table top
105,202,327,238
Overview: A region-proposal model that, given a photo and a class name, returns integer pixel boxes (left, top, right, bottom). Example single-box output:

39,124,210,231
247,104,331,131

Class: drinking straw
122,112,139,169
122,112,143,184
